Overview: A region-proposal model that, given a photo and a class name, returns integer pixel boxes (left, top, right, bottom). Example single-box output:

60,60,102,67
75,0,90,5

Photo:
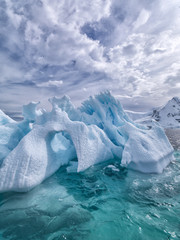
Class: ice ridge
0,92,174,192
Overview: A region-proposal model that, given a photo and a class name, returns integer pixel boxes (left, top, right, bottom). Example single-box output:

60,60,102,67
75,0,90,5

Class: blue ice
0,92,174,192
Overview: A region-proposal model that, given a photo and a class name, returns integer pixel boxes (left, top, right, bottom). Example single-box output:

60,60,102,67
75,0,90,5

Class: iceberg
0,92,174,192
0,109,33,165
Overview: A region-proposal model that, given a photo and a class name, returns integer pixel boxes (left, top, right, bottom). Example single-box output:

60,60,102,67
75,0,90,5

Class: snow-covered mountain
151,97,180,127
126,97,180,128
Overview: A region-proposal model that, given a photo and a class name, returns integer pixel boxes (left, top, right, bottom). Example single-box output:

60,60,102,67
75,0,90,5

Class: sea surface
0,130,180,240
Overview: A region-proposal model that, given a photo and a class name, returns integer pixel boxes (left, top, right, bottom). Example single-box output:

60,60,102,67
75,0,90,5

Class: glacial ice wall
0,92,174,192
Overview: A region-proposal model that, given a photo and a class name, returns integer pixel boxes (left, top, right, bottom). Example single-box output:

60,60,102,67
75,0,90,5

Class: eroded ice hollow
0,92,174,192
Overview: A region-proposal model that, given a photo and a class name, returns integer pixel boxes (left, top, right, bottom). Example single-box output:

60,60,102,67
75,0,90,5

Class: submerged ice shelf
0,92,174,192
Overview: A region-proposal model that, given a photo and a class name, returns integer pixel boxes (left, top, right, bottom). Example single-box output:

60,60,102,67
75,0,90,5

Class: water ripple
0,152,180,240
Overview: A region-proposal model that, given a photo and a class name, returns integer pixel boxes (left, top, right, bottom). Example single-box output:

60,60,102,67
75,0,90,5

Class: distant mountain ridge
126,97,180,128
152,97,180,127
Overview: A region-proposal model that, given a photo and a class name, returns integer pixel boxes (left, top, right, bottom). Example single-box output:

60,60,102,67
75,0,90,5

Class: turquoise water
0,152,180,240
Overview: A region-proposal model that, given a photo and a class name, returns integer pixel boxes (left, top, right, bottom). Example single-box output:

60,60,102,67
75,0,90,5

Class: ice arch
0,109,122,192
0,92,174,192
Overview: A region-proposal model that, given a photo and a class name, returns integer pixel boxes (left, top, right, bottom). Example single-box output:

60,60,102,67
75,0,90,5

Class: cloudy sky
0,0,180,114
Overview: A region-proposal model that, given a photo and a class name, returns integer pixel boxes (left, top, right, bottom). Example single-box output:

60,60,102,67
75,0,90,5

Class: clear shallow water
0,152,180,240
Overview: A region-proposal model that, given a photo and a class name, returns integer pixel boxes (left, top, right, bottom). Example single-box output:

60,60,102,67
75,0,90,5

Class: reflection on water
0,152,180,240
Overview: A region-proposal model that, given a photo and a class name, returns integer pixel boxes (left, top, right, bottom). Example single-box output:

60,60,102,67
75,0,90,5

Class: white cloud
0,53,25,82
133,9,151,29
25,21,43,45
37,80,63,88
0,0,180,112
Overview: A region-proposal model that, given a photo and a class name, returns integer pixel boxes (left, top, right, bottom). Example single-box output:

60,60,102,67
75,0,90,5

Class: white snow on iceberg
0,92,174,192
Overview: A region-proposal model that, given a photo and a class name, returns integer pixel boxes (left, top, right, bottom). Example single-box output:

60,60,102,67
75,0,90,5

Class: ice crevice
0,92,174,192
